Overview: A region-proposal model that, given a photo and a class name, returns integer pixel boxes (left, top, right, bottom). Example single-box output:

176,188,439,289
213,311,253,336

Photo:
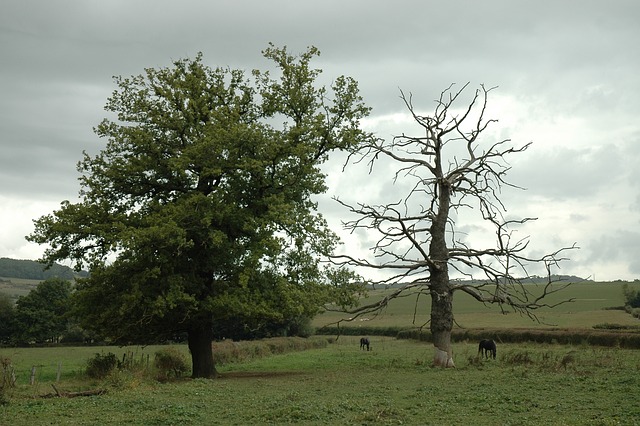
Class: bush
86,352,118,379
317,325,407,338
286,316,315,338
593,323,640,331
364,326,640,349
626,306,640,320
154,347,189,380
622,283,640,308
1,357,16,405
212,337,329,365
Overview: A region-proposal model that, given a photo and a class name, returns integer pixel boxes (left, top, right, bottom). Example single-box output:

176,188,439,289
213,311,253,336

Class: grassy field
1,338,639,425
1,281,639,424
0,277,40,300
313,281,640,330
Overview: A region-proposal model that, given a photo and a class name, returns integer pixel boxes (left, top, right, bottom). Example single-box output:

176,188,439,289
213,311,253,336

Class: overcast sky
1,0,639,281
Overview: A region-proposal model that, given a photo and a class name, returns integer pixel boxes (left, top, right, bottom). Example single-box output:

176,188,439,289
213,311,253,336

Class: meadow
0,280,639,425
1,338,639,425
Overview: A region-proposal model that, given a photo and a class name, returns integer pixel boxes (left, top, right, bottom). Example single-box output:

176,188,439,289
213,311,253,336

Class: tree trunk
429,171,454,367
430,284,455,368
187,320,217,379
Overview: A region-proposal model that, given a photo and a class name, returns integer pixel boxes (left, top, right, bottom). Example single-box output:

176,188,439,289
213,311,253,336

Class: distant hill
373,274,589,289
0,257,88,281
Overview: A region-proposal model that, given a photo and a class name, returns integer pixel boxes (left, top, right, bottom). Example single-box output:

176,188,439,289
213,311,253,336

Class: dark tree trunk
187,319,217,379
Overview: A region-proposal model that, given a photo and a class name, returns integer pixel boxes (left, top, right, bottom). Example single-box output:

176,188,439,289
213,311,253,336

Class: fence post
30,366,36,385
56,362,62,382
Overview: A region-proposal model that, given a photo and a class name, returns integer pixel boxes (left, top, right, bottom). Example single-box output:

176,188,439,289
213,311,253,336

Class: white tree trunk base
433,347,455,368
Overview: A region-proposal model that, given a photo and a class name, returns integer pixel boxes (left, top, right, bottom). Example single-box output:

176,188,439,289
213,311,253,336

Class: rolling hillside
0,257,87,300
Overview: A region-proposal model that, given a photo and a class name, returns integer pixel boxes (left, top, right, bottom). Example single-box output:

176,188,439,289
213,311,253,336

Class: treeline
318,326,640,349
0,277,315,347
0,257,87,281
0,278,85,345
373,274,588,289
622,283,640,319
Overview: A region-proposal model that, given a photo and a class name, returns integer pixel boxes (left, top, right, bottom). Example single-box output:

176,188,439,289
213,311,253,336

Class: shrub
503,350,534,365
154,347,189,380
1,357,16,405
622,283,640,308
86,352,118,379
212,337,329,365
628,306,640,320
319,325,407,338
286,316,315,338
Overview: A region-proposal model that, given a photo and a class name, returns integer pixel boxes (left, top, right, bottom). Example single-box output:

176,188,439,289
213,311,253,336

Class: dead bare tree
332,83,577,367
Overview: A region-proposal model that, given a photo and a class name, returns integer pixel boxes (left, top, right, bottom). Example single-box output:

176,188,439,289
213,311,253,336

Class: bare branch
333,84,578,352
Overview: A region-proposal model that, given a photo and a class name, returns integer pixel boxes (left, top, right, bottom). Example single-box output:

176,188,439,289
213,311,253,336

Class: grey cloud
1,0,640,279
585,230,640,275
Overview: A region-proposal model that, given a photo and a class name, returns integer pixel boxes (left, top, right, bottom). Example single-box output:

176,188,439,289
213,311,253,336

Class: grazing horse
478,339,497,359
360,337,370,351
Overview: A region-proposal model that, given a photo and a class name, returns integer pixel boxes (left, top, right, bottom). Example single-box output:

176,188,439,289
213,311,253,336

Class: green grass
2,338,639,425
1,281,639,424
0,345,190,386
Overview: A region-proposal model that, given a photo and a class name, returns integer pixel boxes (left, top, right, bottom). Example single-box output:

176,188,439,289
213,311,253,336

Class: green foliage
27,45,370,376
0,292,14,344
85,352,118,379
622,283,640,308
154,347,189,380
12,278,72,344
283,315,315,338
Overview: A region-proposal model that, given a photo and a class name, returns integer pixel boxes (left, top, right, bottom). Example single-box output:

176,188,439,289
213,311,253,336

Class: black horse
478,339,497,359
360,337,370,351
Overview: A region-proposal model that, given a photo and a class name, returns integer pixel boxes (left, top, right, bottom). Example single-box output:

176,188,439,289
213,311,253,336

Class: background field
4,277,639,330
0,277,40,300
313,281,640,330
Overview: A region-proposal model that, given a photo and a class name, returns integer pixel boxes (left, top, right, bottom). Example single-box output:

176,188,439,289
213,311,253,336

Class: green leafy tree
622,283,640,308
0,292,15,344
13,278,72,344
28,45,369,378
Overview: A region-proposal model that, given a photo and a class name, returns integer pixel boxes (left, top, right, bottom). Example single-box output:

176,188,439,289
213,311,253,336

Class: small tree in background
333,83,576,367
622,283,640,320
13,278,71,344
0,292,14,345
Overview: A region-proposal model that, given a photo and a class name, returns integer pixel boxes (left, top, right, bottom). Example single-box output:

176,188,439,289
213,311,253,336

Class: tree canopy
28,45,370,377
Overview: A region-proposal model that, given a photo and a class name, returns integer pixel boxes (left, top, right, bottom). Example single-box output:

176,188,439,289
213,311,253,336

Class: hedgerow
316,326,640,348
